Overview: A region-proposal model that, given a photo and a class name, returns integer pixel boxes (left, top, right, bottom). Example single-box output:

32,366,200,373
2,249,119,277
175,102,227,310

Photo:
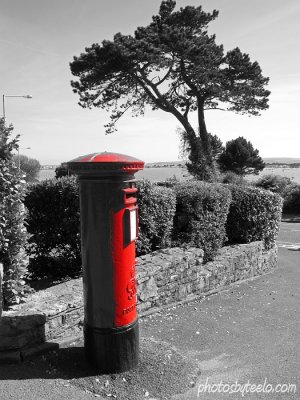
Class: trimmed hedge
24,176,81,280
254,174,300,214
25,176,282,281
136,180,176,256
282,183,300,213
173,181,232,262
25,178,176,279
226,185,282,249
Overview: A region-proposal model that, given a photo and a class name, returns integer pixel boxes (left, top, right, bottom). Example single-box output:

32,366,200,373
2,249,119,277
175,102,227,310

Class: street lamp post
2,94,32,123
2,94,33,173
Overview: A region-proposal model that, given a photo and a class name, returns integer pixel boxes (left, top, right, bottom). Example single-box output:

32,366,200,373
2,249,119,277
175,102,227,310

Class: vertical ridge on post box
112,189,138,327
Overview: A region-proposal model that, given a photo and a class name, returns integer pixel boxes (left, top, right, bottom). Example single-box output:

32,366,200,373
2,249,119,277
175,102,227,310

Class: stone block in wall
155,278,167,288
176,285,187,301
0,315,46,336
138,276,158,302
260,247,278,275
0,325,45,351
137,301,152,313
0,350,21,364
21,342,59,361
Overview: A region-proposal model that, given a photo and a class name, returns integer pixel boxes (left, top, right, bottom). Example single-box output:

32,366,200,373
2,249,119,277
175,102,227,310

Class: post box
0,263,3,318
67,152,144,374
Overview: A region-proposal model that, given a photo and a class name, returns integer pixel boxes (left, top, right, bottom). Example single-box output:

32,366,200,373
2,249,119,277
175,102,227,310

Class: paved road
141,247,300,399
0,218,299,399
141,217,300,399
277,215,300,251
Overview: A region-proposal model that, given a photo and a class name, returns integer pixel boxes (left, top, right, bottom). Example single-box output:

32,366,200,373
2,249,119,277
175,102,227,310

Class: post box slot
123,187,137,193
123,188,138,205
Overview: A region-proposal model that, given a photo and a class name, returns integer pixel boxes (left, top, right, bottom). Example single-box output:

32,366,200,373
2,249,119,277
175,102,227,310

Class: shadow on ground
0,337,200,400
281,213,300,223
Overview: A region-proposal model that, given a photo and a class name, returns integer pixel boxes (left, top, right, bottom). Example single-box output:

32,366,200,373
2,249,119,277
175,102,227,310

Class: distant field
38,166,300,184
38,166,188,182
38,169,56,180
136,166,188,182
248,167,300,184
264,157,300,164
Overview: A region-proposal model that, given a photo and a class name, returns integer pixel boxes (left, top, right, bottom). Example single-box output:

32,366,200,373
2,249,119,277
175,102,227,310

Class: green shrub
254,175,300,214
282,183,300,213
0,119,30,306
136,180,176,256
254,174,292,195
156,176,180,188
25,177,176,278
25,176,81,280
226,185,282,249
173,181,232,262
219,171,248,185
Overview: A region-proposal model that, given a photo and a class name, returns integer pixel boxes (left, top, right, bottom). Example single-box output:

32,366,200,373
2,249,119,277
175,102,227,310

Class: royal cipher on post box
67,152,144,373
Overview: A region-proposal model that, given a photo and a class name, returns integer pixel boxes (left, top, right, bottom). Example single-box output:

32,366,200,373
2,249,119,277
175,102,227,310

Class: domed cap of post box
67,152,144,176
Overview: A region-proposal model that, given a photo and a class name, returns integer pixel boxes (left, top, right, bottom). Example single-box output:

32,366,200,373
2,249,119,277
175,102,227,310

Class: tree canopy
13,154,41,182
218,136,265,176
55,162,74,179
70,0,270,180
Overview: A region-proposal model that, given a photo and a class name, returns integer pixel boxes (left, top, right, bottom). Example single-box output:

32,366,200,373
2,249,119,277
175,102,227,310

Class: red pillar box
67,152,144,373
0,263,3,318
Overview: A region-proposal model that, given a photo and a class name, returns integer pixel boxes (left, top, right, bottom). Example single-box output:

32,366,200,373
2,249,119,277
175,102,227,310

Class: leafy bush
25,177,176,278
25,176,81,280
226,185,282,249
173,181,232,261
0,119,30,306
55,162,75,179
282,183,300,213
13,154,41,183
136,180,176,256
156,176,180,188
254,174,292,195
219,171,248,185
254,174,300,214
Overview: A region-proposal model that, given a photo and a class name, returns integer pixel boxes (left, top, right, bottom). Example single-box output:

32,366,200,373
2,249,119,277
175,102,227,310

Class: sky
0,0,299,165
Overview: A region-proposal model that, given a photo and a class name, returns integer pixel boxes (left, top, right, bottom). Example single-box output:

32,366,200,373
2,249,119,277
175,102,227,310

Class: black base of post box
84,319,139,374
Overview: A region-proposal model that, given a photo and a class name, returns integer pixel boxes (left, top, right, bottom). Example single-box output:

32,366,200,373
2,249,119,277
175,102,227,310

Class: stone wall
0,242,277,362
136,242,277,313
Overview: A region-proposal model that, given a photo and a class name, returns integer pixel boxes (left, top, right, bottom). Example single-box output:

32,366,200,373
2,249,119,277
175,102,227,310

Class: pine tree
70,0,270,181
218,136,265,176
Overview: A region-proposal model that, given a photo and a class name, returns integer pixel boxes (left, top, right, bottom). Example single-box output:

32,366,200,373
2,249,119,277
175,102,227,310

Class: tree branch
179,59,199,95
204,107,226,111
155,59,174,86
129,68,196,140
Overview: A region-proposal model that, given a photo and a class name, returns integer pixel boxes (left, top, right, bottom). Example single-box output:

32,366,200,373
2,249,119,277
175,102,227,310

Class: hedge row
24,177,81,280
254,174,300,213
136,180,176,256
173,182,232,262
227,185,282,250
24,177,282,280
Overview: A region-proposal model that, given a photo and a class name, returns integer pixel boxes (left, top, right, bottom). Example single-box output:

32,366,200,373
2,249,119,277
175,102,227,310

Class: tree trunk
168,100,217,181
197,101,212,160
194,101,217,180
